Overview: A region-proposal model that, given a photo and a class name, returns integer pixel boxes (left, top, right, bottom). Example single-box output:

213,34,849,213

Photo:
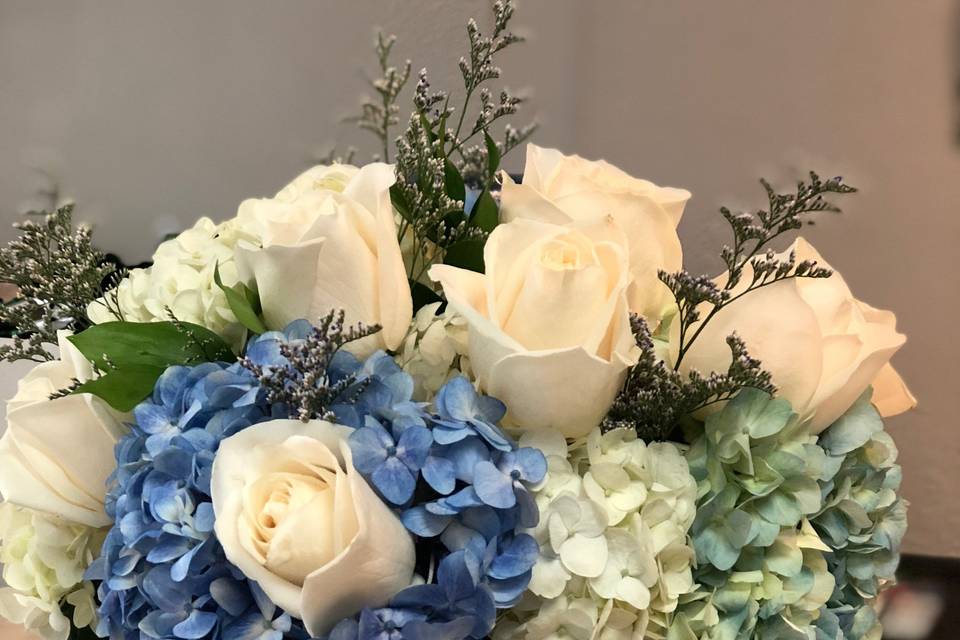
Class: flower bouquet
0,3,915,639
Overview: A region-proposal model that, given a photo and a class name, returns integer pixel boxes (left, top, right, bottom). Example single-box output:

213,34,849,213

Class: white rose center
240,459,347,586
539,239,587,271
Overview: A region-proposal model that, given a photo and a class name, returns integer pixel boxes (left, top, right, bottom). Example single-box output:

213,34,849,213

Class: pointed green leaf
444,160,466,202
485,131,501,178
411,280,443,313
443,239,485,273
69,321,234,370
470,190,499,232
74,365,166,412
214,263,267,334
419,112,437,143
68,321,235,412
390,184,413,223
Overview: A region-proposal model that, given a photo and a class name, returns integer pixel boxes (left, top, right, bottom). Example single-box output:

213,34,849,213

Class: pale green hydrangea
670,388,905,640
811,391,907,640
494,427,698,640
0,503,105,640
669,388,834,639
87,217,247,346
396,302,472,401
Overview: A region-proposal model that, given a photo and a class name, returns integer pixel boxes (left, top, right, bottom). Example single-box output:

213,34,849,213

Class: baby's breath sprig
241,309,381,422
0,205,116,363
666,172,856,370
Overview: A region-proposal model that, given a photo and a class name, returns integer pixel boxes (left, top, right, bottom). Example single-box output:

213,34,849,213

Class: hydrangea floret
0,503,104,640
395,302,472,402
494,426,699,640
90,313,545,640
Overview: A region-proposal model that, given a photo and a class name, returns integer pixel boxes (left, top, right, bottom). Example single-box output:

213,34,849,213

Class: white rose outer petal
0,332,125,527
233,163,411,354
675,236,913,433
211,419,416,638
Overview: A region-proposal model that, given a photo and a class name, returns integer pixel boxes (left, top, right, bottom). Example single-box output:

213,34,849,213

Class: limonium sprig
609,173,857,442
0,205,115,363
355,0,536,284
240,310,381,422
666,172,856,370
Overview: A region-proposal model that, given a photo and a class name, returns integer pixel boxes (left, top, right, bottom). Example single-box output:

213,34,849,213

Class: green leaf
410,280,443,313
470,190,499,232
214,263,267,334
242,281,261,312
69,321,234,370
443,239,485,273
68,321,235,412
444,160,466,202
436,113,449,149
74,365,166,412
390,184,413,223
484,131,501,178
419,112,437,143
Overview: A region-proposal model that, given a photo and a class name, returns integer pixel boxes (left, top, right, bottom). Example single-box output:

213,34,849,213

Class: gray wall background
1,1,958,557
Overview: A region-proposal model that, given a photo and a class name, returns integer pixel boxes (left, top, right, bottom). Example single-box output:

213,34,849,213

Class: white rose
674,237,915,432
233,163,412,353
501,144,690,324
429,217,639,437
211,419,416,637
0,332,126,527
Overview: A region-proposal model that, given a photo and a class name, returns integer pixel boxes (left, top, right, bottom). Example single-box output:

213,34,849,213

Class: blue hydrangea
90,318,544,640
329,352,545,637
88,324,311,640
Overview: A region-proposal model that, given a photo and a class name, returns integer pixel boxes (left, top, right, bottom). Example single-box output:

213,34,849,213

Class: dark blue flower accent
89,324,311,640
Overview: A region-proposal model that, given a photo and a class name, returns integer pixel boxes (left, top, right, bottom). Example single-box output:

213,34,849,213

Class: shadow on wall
882,555,960,640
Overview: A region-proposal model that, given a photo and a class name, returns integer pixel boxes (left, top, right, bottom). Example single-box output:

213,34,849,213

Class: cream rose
501,144,690,324
0,332,126,528
673,237,915,432
234,163,412,353
429,218,640,437
210,419,416,637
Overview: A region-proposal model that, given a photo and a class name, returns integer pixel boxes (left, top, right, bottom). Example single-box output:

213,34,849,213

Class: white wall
1,0,957,557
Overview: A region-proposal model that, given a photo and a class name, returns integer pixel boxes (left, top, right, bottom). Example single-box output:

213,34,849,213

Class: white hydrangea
494,428,698,640
395,302,472,401
87,217,247,346
0,503,104,640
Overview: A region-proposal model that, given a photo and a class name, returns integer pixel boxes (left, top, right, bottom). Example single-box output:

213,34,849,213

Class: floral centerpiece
0,3,914,639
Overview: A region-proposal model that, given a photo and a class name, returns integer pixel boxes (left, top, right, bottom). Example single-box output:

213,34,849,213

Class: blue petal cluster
89,324,313,640
327,355,546,639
